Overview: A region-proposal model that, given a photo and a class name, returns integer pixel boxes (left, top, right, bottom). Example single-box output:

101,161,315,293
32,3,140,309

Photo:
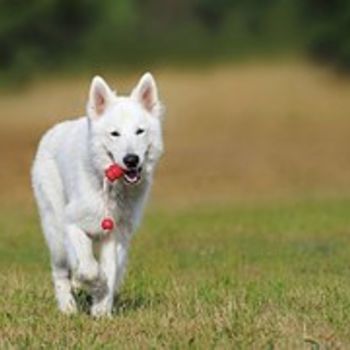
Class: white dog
31,73,164,317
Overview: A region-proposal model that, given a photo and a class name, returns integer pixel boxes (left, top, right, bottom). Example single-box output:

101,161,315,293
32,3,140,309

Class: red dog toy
104,164,124,182
101,164,124,232
101,217,114,231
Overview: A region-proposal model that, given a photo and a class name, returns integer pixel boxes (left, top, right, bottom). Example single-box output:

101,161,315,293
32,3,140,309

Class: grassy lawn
1,199,350,348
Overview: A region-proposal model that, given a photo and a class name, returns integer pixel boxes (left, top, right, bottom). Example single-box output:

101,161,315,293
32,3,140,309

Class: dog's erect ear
132,73,160,114
87,76,115,119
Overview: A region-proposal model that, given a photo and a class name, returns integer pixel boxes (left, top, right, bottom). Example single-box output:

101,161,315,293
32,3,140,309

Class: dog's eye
136,128,145,135
110,131,120,137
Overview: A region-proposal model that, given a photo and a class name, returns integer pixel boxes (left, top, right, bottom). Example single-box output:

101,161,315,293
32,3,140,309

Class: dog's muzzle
123,167,142,185
104,147,143,185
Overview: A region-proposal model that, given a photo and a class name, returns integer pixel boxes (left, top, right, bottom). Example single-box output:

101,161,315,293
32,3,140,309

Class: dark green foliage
301,0,350,69
0,0,348,78
193,0,235,31
0,0,99,74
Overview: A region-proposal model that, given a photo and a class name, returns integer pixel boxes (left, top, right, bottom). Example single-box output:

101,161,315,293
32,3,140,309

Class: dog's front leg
91,234,117,318
115,239,130,295
65,224,102,288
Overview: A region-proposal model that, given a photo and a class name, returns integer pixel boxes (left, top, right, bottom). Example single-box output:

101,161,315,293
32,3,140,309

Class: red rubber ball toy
101,217,115,231
105,164,124,182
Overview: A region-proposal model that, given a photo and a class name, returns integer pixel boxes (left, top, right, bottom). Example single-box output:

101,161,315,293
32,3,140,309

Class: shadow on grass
74,289,93,314
113,294,156,315
73,289,158,316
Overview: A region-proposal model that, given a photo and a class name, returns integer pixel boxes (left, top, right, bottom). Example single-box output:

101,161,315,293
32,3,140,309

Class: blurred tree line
301,0,350,69
0,0,349,80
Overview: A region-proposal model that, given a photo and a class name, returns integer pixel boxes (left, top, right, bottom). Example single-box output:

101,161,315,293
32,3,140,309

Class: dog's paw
75,261,100,285
90,275,108,301
58,296,78,315
91,299,113,318
71,275,83,292
74,262,108,300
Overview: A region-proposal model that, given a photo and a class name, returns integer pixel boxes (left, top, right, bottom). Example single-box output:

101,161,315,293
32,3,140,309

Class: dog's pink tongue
105,164,124,182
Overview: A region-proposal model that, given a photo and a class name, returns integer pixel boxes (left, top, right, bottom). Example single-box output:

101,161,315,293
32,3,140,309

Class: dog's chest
74,184,140,237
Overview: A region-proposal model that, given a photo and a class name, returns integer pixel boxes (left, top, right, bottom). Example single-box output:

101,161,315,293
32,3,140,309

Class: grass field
2,200,350,348
2,60,350,348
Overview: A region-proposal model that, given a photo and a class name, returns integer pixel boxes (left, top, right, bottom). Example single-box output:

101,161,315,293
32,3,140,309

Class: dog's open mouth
123,167,142,185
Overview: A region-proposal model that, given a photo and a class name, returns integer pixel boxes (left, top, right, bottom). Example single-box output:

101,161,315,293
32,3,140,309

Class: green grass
2,199,350,348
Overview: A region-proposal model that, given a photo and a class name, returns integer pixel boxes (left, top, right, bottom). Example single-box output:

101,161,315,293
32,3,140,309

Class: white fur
31,73,164,317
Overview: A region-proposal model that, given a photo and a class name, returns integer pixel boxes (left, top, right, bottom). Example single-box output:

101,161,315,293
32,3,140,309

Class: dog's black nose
123,154,140,168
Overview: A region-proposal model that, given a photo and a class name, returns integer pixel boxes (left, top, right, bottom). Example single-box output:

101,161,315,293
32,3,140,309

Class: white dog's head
87,73,164,185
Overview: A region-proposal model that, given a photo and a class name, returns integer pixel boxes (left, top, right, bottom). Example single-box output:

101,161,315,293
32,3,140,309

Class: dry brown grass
2,60,350,206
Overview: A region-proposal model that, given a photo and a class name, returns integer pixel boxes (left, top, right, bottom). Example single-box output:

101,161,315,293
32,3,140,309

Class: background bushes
0,0,349,79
